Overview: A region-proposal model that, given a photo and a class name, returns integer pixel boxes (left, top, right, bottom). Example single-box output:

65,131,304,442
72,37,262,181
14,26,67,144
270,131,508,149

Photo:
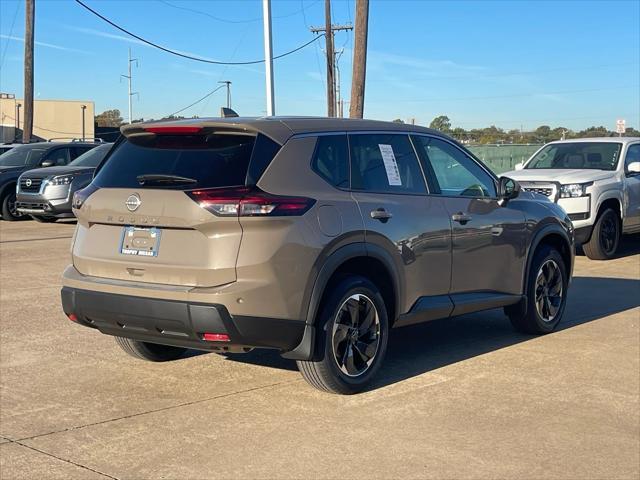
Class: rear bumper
61,286,305,352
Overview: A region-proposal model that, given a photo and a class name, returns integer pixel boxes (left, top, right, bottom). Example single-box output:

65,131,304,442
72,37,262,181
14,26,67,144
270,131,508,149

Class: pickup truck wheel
296,275,389,394
31,215,58,223
114,337,187,362
1,191,25,221
583,208,620,260
506,245,567,334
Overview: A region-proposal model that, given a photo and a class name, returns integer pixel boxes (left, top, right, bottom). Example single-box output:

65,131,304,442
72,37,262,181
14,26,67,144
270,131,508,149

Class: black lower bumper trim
61,287,304,352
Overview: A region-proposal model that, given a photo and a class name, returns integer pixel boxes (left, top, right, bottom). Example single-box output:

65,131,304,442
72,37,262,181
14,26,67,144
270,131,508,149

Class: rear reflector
203,333,230,342
143,126,203,135
67,313,78,322
186,186,315,217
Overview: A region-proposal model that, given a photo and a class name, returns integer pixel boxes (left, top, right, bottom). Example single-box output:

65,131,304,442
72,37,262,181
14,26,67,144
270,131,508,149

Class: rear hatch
72,126,281,287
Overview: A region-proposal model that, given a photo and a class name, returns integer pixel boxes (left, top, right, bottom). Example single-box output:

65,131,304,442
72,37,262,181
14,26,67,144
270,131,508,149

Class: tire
1,191,25,221
583,208,620,260
296,275,389,394
114,337,187,362
31,215,58,223
506,245,568,334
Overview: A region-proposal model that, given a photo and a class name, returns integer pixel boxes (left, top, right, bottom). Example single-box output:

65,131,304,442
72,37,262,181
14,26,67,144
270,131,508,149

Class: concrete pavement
1,220,638,479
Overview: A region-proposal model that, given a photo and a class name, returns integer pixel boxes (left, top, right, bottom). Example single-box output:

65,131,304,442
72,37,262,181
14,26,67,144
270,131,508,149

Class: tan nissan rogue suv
61,117,574,394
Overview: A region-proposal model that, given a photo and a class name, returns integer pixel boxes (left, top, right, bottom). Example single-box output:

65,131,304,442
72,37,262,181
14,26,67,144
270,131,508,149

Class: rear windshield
68,143,112,167
93,134,258,189
526,142,622,170
0,146,47,167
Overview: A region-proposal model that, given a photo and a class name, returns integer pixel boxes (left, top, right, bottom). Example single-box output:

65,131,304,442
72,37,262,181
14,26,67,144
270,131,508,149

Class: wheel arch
0,181,17,200
282,242,401,361
524,224,573,294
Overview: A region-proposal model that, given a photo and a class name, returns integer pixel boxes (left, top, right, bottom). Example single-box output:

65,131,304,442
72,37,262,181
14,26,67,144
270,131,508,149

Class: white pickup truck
504,137,640,260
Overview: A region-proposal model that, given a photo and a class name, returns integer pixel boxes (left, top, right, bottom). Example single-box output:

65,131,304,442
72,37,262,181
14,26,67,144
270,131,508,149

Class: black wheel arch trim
282,241,402,361
523,222,574,294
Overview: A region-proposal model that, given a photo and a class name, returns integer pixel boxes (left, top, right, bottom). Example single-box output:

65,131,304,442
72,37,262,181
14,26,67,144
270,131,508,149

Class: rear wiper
136,174,197,186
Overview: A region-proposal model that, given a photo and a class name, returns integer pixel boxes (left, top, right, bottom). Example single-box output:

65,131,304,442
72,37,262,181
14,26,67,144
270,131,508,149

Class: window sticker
378,144,402,186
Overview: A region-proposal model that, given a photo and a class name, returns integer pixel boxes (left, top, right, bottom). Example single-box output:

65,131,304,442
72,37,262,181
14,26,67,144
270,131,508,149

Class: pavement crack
6,438,119,479
15,379,298,443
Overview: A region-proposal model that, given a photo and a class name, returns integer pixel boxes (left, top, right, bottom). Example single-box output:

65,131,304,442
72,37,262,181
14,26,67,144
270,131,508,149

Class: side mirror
627,161,640,175
514,162,524,170
40,160,54,168
498,176,521,204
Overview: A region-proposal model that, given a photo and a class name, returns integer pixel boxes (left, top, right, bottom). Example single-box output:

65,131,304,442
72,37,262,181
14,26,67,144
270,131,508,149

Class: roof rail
47,137,105,143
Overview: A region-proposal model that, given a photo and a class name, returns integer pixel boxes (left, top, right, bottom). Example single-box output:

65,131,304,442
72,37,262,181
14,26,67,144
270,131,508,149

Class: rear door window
349,133,426,194
93,134,256,189
311,134,349,188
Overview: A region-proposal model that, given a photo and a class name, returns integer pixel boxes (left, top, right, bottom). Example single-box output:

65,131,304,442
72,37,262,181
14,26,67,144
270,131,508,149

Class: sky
0,0,638,131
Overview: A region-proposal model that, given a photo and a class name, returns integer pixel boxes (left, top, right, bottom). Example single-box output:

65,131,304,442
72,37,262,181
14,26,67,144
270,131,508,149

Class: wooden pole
325,0,335,117
349,0,369,119
23,0,35,142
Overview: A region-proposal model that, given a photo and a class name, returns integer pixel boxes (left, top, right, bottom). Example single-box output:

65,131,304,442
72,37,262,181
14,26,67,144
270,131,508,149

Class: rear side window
93,134,256,189
349,134,426,194
311,134,349,188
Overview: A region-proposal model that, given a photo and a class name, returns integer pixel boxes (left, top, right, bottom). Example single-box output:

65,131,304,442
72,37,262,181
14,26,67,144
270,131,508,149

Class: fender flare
523,222,573,295
594,191,624,219
0,181,17,200
282,242,401,361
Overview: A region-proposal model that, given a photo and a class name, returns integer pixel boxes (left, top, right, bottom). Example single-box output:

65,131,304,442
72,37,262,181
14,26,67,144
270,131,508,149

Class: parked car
0,140,102,220
61,118,574,394
0,143,21,155
505,137,640,260
16,142,113,222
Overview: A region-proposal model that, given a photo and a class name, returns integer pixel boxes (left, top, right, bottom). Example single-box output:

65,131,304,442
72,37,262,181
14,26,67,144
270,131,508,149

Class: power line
157,0,321,24
167,84,226,118
0,0,20,70
74,0,324,65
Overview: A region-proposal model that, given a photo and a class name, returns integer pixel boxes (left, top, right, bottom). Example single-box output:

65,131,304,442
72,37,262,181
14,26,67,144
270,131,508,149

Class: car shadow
216,274,640,388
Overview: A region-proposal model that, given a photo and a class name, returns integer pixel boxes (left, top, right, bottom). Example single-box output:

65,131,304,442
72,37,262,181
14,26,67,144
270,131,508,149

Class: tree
95,109,124,127
429,115,451,133
625,126,640,137
392,118,405,123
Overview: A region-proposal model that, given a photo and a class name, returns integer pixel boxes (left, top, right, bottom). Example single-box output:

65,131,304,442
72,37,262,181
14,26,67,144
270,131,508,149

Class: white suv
505,137,640,260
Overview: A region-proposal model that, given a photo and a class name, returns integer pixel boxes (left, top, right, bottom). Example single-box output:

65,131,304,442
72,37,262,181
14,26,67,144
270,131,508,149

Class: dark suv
0,140,101,220
61,118,574,394
16,143,113,222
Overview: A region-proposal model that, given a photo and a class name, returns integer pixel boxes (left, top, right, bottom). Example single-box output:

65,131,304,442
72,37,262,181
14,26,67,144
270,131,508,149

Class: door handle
370,208,392,222
451,212,472,224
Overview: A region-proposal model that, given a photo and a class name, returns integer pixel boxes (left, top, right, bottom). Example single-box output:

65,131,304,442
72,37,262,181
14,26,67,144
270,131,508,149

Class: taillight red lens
186,187,315,217
203,333,230,342
143,126,203,135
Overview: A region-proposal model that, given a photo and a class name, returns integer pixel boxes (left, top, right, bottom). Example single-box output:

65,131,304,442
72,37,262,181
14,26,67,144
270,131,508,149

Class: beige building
0,93,95,143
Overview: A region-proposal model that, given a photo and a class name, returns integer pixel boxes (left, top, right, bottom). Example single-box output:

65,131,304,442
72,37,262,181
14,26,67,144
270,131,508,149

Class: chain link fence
467,144,543,174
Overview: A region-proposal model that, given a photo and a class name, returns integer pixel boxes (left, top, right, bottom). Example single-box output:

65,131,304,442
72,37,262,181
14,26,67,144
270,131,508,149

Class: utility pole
310,16,352,117
218,81,232,109
23,0,35,142
121,48,138,124
349,0,369,119
263,0,275,116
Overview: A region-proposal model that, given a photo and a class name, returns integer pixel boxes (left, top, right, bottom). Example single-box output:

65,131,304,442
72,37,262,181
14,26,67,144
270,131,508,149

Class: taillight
72,184,99,210
186,187,315,217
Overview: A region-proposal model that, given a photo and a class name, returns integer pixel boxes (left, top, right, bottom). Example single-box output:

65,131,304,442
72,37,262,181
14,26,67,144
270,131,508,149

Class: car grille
19,177,43,193
524,187,553,197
